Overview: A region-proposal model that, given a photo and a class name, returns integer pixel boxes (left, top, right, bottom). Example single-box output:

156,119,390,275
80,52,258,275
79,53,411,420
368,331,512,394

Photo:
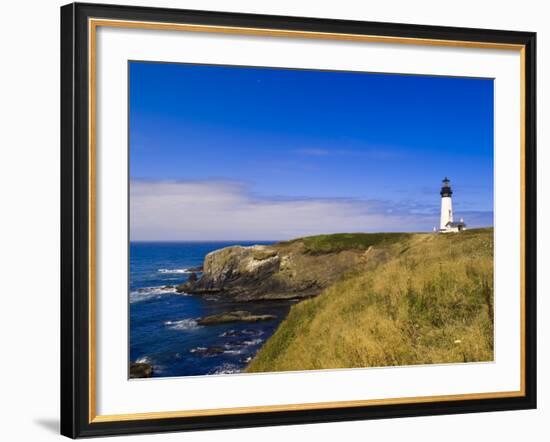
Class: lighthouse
439,177,466,233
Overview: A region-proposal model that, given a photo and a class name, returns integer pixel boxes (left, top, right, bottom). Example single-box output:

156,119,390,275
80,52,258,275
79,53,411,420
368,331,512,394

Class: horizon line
129,226,494,243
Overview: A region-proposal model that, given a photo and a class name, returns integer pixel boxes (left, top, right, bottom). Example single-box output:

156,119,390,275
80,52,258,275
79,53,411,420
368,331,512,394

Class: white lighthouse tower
439,177,466,233
440,177,453,229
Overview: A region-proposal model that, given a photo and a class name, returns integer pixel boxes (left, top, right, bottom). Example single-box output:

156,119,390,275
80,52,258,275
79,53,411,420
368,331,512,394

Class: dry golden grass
247,228,494,373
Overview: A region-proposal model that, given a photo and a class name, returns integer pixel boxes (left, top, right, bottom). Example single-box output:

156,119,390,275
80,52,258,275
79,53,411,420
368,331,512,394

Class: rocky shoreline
130,306,283,378
130,237,372,378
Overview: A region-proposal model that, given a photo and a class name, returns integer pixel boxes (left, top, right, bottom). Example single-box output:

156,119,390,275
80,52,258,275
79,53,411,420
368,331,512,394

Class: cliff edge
176,233,410,301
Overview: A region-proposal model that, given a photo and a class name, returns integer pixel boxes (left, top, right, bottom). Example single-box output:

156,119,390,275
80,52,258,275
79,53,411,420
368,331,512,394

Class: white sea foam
133,356,164,375
129,285,177,303
219,329,264,338
223,349,243,355
164,318,199,330
209,363,241,375
158,268,193,274
242,338,263,346
243,329,264,336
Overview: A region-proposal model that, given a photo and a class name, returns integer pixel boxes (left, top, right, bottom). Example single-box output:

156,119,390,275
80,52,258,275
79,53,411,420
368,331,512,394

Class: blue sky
129,61,493,241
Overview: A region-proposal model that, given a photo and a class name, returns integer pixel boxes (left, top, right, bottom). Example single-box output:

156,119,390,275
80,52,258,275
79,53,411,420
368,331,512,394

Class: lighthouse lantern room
439,177,466,233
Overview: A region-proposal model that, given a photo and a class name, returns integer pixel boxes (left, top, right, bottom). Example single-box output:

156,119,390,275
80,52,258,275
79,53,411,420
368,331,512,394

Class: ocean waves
130,242,289,378
208,363,241,375
164,318,199,330
130,285,178,303
158,268,201,274
189,337,264,359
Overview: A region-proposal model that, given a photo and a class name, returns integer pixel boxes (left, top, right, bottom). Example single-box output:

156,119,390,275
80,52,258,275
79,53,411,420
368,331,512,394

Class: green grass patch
281,232,413,254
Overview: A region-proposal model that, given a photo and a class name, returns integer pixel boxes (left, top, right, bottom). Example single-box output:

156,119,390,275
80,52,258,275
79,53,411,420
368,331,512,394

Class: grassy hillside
247,228,494,373
279,232,412,254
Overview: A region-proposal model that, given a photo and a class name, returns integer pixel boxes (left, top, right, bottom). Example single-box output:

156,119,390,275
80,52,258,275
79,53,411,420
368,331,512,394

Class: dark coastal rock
176,245,281,297
177,242,363,301
187,272,198,283
130,362,153,378
187,266,203,272
190,346,225,356
197,310,276,325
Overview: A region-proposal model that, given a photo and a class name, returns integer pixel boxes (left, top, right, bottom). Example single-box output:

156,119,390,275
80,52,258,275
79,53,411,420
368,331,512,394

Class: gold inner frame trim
88,17,527,424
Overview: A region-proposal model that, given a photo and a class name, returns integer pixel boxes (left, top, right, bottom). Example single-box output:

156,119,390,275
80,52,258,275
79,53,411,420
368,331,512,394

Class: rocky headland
175,236,382,301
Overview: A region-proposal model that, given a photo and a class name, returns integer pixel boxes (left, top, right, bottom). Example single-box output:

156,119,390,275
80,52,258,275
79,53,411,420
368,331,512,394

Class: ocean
130,241,292,377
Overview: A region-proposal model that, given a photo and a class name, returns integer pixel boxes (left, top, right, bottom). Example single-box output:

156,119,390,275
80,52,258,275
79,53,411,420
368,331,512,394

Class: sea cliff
176,233,410,301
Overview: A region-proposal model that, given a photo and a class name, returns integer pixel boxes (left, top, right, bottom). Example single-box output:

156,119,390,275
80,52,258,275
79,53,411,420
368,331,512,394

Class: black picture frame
61,2,537,438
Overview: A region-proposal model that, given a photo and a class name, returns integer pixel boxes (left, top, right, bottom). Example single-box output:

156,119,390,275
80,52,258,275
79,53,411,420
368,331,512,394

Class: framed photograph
60,2,536,438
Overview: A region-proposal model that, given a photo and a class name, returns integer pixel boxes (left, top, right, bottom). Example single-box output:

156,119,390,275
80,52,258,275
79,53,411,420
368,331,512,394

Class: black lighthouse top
440,177,453,197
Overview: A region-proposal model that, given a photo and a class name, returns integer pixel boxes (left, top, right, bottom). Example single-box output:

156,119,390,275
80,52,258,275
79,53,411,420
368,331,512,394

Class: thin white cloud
292,146,406,160
130,179,441,241
293,148,331,156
